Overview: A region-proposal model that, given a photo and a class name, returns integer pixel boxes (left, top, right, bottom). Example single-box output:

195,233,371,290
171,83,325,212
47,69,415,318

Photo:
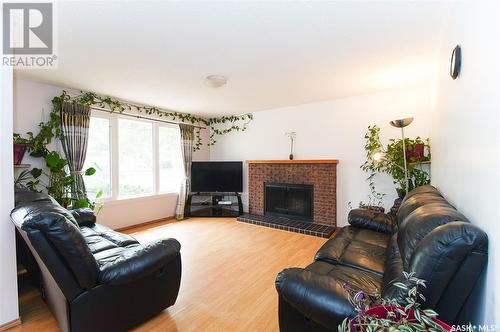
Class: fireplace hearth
265,183,313,221
237,159,338,237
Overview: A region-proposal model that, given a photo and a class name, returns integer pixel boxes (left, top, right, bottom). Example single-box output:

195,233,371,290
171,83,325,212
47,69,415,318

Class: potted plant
339,272,453,332
361,126,431,200
359,126,386,211
406,143,425,163
13,104,101,212
13,134,29,165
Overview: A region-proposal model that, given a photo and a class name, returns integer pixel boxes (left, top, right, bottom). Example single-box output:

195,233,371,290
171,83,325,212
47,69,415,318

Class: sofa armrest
70,208,96,227
98,238,181,285
275,268,355,329
348,209,394,234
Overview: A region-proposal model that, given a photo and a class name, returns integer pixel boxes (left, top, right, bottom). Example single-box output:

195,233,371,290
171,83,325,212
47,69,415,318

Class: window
118,119,154,197
84,117,111,199
84,113,184,201
158,125,183,193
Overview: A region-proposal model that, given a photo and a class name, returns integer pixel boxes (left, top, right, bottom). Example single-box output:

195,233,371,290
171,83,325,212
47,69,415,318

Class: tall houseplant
361,125,431,199
13,102,100,209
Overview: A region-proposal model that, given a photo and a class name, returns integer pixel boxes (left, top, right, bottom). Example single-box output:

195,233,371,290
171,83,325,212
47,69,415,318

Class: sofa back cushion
22,211,99,290
382,186,488,323
408,222,488,309
13,191,99,290
397,202,469,269
396,185,448,225
14,189,80,228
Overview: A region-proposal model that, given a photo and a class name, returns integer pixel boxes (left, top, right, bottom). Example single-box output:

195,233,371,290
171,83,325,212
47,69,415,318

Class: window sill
98,192,179,206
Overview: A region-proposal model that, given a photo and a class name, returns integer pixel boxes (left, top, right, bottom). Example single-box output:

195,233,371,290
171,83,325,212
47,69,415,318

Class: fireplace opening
264,182,313,221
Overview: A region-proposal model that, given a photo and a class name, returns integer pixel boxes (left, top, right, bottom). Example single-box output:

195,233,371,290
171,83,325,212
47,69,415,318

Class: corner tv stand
185,192,243,217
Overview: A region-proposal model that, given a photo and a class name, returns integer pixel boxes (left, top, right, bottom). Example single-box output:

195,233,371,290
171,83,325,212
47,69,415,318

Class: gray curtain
60,101,91,202
175,124,194,220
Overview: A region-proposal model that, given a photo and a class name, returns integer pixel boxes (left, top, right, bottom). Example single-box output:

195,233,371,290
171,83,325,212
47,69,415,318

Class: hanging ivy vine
52,90,253,150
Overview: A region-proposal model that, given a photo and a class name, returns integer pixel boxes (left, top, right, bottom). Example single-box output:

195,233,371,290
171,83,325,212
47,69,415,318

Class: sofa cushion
403,185,442,201
315,227,389,275
81,224,139,250
13,190,80,228
397,194,449,226
21,211,99,289
96,238,181,285
275,263,381,330
70,208,96,227
409,222,488,309
398,202,469,268
83,232,119,254
348,209,395,234
307,262,382,291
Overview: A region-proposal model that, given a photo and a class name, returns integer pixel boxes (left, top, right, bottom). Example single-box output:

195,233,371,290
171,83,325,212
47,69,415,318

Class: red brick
248,163,337,226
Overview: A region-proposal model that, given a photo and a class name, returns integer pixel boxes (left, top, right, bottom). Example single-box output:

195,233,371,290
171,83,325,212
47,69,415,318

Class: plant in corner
13,105,100,210
359,126,386,211
361,125,431,200
338,272,453,332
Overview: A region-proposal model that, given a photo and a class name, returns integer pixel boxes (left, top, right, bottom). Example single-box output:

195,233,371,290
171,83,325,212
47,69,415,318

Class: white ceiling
17,1,449,117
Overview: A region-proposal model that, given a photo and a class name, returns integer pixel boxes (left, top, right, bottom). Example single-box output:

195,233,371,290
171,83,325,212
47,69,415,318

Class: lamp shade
390,117,414,128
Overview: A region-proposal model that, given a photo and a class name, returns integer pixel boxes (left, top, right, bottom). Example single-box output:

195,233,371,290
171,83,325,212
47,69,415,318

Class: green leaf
30,168,43,178
95,190,104,199
45,151,66,170
423,309,438,317
85,167,96,176
73,198,90,209
414,309,421,322
393,282,408,290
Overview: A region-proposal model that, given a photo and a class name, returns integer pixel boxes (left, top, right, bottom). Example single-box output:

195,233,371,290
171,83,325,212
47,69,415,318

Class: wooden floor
10,218,329,332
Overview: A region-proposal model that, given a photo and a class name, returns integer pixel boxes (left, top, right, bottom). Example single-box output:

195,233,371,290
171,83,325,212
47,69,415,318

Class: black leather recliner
275,185,488,331
11,190,182,332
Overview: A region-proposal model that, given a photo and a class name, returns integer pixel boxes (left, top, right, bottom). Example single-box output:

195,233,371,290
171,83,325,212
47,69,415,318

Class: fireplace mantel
246,159,339,164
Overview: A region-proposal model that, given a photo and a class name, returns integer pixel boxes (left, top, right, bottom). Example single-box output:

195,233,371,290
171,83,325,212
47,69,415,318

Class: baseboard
0,318,21,331
115,216,176,232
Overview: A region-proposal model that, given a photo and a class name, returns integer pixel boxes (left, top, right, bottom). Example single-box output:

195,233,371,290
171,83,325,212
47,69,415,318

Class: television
191,161,243,193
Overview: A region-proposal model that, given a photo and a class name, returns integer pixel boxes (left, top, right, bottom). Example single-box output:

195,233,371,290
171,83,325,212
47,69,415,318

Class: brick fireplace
247,160,338,226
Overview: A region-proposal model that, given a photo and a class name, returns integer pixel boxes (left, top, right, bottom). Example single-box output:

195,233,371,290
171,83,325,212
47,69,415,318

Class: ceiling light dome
206,75,228,88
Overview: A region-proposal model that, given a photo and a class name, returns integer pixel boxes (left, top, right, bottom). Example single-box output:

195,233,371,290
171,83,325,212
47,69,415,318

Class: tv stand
185,192,243,217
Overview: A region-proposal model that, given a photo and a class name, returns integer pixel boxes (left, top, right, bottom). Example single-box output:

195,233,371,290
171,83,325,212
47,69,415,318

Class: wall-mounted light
450,45,461,80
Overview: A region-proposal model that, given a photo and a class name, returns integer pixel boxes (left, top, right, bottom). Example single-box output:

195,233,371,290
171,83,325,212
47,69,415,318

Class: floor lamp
389,117,414,195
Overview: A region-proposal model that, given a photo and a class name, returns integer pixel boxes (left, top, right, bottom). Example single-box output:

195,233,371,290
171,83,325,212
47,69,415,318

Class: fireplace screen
264,182,313,221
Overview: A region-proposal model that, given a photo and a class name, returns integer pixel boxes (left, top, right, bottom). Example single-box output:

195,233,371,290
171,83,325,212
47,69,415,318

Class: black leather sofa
276,185,488,331
11,190,182,332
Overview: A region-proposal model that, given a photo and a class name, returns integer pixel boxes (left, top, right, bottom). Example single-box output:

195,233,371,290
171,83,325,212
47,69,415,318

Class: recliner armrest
98,238,181,285
275,268,356,329
348,209,394,234
70,208,96,227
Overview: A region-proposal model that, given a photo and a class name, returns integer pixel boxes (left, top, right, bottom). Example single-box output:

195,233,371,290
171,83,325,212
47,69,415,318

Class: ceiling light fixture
206,75,228,88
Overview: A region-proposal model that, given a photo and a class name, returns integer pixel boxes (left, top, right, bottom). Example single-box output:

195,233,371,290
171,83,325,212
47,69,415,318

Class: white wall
210,85,432,226
13,77,210,229
1,68,20,326
430,0,500,325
